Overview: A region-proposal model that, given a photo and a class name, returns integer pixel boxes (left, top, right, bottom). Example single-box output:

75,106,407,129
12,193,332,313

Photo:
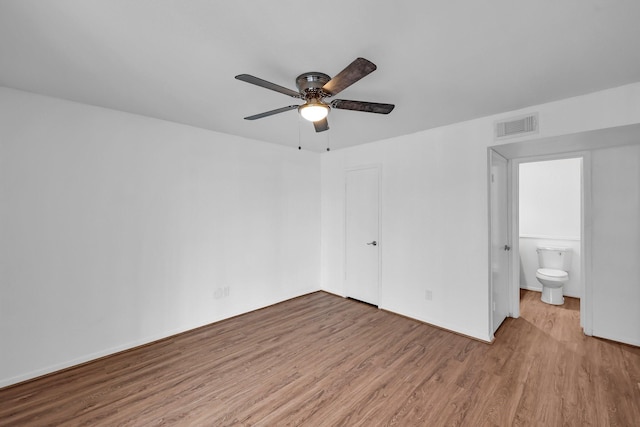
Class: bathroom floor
518,288,582,342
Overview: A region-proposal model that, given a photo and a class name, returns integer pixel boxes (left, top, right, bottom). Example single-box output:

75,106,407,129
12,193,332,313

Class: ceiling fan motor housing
295,72,331,99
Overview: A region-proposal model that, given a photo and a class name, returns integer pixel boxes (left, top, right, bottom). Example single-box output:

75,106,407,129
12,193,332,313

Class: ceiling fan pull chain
326,129,331,152
298,115,302,151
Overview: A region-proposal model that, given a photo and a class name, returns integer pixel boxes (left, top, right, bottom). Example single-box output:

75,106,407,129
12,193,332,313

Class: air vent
495,113,538,139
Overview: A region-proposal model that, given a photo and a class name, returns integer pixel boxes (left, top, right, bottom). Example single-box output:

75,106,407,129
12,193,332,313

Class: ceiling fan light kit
299,102,329,122
235,57,394,133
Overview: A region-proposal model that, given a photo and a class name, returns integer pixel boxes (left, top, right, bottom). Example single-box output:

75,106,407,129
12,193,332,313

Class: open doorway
489,150,588,340
516,156,584,326
489,122,640,345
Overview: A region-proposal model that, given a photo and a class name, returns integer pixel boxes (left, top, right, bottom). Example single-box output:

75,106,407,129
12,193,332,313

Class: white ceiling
2,1,640,151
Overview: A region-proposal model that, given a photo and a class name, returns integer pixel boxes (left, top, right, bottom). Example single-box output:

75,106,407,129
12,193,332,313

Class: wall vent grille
495,113,538,139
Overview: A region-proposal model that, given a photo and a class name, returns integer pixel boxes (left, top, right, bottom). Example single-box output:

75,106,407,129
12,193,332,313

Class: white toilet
535,246,571,305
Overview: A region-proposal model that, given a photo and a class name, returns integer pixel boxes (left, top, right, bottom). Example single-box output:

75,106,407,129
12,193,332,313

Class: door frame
344,164,382,306
507,152,592,334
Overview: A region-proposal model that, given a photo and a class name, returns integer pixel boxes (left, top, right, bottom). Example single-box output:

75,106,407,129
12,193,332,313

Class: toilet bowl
535,247,571,306
536,268,568,305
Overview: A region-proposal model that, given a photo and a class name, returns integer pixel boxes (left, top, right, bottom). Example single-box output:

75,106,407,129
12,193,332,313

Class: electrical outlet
214,286,230,299
425,289,433,301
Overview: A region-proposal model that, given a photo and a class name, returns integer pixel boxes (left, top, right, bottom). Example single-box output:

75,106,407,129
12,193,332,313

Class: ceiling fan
235,57,394,132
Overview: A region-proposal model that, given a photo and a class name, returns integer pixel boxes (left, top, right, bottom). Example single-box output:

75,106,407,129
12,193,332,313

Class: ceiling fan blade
330,99,395,114
322,58,377,96
313,117,329,132
244,105,299,120
235,74,301,98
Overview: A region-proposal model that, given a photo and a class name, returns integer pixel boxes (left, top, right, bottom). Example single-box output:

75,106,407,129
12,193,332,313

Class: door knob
367,241,377,246
504,245,511,251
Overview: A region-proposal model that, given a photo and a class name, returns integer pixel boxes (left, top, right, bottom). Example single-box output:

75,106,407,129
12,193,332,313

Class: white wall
321,82,640,342
519,159,581,238
591,144,640,345
519,158,582,297
322,126,491,340
0,88,321,387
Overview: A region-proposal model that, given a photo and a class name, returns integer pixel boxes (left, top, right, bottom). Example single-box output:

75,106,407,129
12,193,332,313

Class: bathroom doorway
513,154,586,330
490,123,640,343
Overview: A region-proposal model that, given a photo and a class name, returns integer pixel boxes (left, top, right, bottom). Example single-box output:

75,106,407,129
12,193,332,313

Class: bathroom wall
518,158,582,297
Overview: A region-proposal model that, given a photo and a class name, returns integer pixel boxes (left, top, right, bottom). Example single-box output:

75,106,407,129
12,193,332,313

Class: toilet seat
536,268,568,281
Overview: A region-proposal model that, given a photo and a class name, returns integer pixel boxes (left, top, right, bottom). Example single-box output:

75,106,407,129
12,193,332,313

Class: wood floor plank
1,290,639,426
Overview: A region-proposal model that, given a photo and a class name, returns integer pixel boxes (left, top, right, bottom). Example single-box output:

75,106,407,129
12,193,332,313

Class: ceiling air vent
495,113,538,140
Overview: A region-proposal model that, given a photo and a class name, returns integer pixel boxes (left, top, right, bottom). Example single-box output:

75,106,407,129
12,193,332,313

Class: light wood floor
1,290,639,426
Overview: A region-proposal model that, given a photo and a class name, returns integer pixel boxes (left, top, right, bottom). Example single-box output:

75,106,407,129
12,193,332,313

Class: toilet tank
537,247,572,270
